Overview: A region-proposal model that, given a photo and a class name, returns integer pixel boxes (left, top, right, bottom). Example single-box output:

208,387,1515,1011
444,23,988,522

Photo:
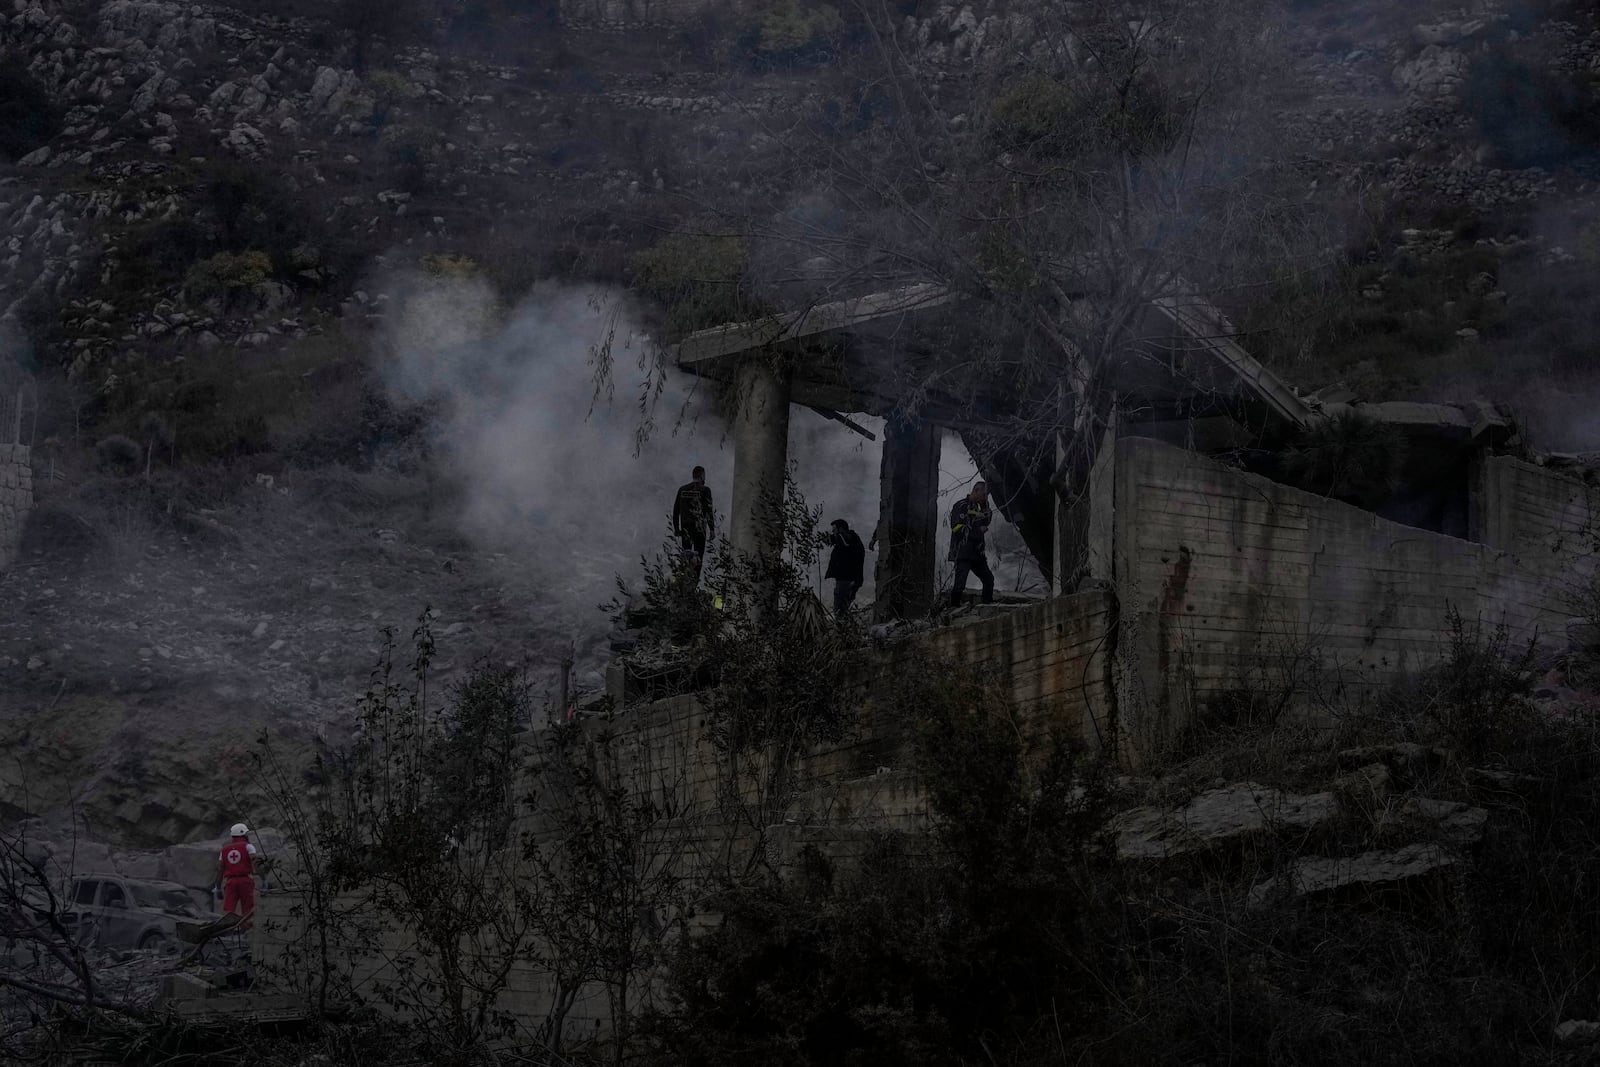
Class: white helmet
230,822,249,837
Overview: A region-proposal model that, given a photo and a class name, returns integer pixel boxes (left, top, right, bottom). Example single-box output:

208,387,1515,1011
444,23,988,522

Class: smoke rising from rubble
374,277,1042,655
372,278,867,640
377,275,726,643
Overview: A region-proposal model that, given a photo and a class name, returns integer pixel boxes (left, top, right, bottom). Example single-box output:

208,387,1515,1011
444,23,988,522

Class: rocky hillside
2,0,1600,849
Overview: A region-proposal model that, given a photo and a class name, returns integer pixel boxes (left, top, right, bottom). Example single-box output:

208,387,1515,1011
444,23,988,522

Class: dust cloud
373,276,1042,641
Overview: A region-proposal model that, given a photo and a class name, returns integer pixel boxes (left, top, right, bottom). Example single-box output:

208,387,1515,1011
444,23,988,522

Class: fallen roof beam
1148,294,1313,431
675,281,1322,436
807,405,878,441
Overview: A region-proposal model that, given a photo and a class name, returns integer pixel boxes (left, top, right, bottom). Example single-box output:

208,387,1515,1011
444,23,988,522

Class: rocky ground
0,457,606,843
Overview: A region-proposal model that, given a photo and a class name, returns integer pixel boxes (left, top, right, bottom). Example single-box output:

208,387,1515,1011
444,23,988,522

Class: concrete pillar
873,416,941,620
729,357,791,572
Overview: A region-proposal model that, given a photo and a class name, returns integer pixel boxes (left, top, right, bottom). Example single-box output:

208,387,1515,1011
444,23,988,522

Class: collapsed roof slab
671,283,1322,437
1312,400,1514,446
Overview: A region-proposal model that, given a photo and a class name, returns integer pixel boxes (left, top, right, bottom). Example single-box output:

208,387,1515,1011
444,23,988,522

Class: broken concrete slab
160,971,214,1002
1249,843,1457,905
1109,782,1340,862
168,992,308,1021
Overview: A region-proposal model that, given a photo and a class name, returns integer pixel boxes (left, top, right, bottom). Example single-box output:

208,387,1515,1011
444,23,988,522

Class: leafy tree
653,652,1113,1066
262,615,534,1062
641,0,1336,516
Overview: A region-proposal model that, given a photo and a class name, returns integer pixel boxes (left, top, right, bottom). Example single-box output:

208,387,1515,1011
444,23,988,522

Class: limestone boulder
1109,782,1340,862
1556,1020,1600,1047
98,1,216,54
1250,843,1457,905
308,67,343,111
1390,796,1488,846
1393,45,1468,99
222,124,268,161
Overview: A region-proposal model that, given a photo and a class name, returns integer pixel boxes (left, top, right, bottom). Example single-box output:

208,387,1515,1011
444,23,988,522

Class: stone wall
1111,437,1583,757
0,443,32,569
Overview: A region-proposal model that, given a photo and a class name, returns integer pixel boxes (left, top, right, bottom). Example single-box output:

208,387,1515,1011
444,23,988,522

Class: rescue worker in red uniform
216,821,258,927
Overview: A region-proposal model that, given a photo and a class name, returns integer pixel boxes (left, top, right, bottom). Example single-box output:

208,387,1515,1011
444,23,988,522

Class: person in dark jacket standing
824,518,867,617
672,466,714,582
948,481,995,607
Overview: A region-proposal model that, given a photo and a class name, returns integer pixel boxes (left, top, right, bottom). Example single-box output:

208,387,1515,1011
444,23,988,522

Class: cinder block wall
0,443,32,569
1112,437,1585,756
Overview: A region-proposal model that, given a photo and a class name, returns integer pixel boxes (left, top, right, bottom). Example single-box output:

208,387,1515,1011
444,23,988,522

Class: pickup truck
62,874,218,953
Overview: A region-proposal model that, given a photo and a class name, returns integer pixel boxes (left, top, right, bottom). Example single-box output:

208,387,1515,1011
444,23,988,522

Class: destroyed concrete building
250,283,1600,1041
644,282,1593,736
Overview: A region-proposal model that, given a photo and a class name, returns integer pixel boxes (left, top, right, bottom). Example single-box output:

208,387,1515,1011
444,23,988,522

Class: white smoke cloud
373,276,1043,674
377,278,721,636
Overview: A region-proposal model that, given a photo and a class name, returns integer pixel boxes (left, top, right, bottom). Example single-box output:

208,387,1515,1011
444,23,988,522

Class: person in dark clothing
824,519,867,617
672,466,714,582
948,481,995,607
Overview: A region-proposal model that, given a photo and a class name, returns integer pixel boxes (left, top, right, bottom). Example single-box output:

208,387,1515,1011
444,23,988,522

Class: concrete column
729,357,791,572
873,416,941,620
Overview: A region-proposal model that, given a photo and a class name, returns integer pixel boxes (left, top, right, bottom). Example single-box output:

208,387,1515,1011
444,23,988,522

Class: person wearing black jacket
948,481,995,607
671,466,714,583
824,518,867,617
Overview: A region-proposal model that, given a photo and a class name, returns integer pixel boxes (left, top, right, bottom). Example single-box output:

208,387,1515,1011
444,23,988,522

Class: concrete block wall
1112,437,1581,755
1473,455,1600,604
0,443,32,569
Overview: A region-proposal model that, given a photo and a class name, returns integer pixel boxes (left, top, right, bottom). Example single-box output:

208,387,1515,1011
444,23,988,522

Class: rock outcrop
1108,782,1340,861
1249,843,1459,904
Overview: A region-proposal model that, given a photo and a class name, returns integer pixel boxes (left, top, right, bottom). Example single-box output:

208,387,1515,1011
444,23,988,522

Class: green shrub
1421,606,1538,762
198,162,311,263
732,0,844,68
990,74,1176,158
757,0,842,53
420,252,480,278
94,434,142,475
655,652,1111,1067
630,231,766,338
184,250,274,300
990,75,1076,150
367,67,419,102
